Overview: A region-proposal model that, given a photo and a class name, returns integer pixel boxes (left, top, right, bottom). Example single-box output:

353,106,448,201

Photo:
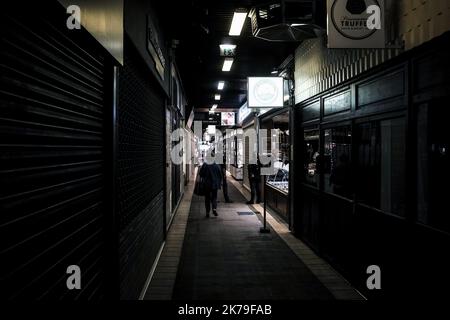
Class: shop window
417,103,450,232
265,111,290,193
302,102,320,122
324,91,351,116
355,118,406,216
230,136,236,166
303,130,320,187
323,126,352,199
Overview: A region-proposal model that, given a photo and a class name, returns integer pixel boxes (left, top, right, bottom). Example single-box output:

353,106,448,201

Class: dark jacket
248,162,261,182
200,163,223,190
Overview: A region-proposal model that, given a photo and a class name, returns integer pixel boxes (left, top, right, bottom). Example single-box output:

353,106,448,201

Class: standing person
246,159,261,204
199,153,223,217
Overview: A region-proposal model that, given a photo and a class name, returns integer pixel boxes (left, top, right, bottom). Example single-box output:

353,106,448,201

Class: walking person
246,159,261,204
199,153,223,217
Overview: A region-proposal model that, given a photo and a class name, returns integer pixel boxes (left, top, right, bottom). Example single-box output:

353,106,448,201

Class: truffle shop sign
327,0,385,48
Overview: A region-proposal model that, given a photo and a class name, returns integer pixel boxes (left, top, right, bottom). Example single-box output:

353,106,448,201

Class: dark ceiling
155,0,298,115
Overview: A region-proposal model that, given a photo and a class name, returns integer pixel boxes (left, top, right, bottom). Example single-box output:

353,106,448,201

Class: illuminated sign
238,102,251,124
247,77,284,108
221,112,236,126
219,44,237,57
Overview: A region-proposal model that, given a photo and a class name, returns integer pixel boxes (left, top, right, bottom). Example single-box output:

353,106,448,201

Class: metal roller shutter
117,38,165,299
0,3,108,300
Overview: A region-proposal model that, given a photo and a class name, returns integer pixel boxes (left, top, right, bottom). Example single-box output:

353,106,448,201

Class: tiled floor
145,171,363,300
143,175,194,300
172,177,332,300
228,178,364,300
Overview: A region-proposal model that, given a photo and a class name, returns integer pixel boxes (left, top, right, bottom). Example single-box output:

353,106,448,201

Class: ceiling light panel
229,12,247,36
222,58,234,72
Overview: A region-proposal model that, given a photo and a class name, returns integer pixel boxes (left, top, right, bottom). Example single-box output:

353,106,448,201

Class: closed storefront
294,32,450,298
117,37,165,299
0,2,114,299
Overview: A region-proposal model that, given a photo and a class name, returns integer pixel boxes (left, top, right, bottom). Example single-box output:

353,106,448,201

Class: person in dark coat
246,159,261,204
200,156,223,217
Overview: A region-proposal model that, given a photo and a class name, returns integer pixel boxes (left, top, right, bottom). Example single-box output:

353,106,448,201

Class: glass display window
355,118,406,216
267,168,289,192
236,135,243,168
303,129,320,188
323,126,353,199
416,102,450,232
262,111,290,193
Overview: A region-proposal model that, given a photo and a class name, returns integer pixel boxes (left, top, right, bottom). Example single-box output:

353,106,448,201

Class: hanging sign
247,77,284,108
238,102,251,124
327,0,385,48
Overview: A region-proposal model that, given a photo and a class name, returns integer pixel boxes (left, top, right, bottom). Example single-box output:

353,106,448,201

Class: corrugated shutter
117,38,165,299
0,3,108,300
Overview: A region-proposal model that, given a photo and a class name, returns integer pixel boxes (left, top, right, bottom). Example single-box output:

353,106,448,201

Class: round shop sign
331,0,381,40
252,79,281,106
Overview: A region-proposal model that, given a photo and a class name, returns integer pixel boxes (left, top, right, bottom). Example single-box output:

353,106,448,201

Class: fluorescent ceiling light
215,94,221,101
271,70,278,74
211,104,218,109
229,11,247,36
222,58,234,72
218,81,225,90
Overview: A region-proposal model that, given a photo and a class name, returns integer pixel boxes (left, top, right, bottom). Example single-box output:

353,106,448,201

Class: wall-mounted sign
327,0,385,48
248,77,284,108
219,44,237,57
221,112,236,126
238,102,251,124
147,15,166,80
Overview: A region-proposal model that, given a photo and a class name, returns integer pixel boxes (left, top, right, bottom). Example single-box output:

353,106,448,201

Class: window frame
321,123,354,201
352,113,407,218
302,126,321,190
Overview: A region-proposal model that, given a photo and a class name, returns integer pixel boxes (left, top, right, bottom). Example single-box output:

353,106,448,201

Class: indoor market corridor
144,172,363,300
3,0,450,304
